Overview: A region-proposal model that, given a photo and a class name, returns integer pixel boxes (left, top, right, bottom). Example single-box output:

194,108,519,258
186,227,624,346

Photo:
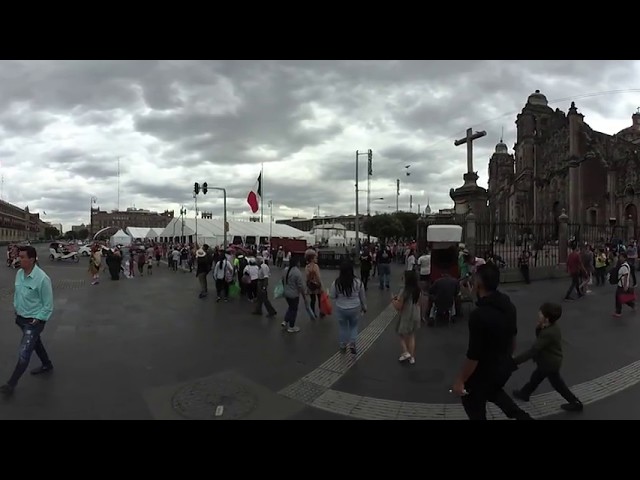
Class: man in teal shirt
1,246,54,396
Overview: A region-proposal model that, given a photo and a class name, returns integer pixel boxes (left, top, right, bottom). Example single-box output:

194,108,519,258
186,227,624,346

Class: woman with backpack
330,262,367,354
213,255,234,302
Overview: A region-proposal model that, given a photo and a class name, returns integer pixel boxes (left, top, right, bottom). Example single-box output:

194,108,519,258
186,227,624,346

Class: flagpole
260,163,264,223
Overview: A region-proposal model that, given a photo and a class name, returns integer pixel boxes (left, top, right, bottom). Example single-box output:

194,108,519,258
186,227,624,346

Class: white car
78,244,93,256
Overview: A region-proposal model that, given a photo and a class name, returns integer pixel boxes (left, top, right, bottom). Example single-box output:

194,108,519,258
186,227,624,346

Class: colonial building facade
488,90,640,231
0,200,46,242
90,207,174,235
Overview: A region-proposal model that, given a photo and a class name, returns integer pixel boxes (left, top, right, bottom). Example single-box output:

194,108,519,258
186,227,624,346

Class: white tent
126,227,151,240
110,229,132,247
146,228,162,239
157,217,307,245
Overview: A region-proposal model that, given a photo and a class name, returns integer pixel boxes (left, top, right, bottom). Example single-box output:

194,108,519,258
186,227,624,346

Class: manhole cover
171,378,258,420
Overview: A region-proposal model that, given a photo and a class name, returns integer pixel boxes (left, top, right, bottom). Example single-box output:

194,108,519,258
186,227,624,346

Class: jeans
197,272,208,294
361,269,370,290
7,316,52,387
564,274,582,299
378,263,390,289
215,278,230,299
309,293,321,315
336,306,360,346
284,296,300,328
518,367,580,403
254,279,277,316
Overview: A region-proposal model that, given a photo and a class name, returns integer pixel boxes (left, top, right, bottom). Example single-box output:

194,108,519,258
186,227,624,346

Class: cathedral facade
488,90,640,233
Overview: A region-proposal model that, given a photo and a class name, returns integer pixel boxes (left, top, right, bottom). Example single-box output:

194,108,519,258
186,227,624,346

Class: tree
393,211,420,240
77,228,89,240
64,230,78,240
44,226,60,239
362,214,404,241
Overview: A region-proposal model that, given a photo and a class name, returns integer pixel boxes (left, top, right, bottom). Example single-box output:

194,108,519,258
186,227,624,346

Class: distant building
276,214,366,232
90,207,174,235
0,200,46,242
71,224,87,232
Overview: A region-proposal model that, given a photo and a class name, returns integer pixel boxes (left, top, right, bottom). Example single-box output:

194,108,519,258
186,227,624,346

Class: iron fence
475,222,559,268
567,223,626,246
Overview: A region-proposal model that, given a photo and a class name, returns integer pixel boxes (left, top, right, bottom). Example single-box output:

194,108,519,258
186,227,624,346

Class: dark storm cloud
0,60,636,228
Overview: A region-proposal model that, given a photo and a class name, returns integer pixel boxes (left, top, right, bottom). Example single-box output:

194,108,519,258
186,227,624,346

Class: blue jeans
378,263,391,289
284,296,300,328
336,307,360,346
7,316,52,387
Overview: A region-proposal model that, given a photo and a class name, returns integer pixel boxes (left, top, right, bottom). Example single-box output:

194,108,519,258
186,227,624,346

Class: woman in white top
243,258,260,300
406,250,416,272
614,251,635,317
330,262,367,354
213,256,234,301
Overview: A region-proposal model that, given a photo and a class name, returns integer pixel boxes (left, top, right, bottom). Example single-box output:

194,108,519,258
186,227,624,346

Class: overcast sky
1,60,639,231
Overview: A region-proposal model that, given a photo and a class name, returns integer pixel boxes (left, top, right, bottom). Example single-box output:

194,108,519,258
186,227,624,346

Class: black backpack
609,264,620,285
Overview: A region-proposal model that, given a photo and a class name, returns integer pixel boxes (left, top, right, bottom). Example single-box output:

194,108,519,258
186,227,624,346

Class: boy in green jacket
512,302,583,412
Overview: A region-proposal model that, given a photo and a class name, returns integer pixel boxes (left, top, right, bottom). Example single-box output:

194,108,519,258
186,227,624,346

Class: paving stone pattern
279,302,640,420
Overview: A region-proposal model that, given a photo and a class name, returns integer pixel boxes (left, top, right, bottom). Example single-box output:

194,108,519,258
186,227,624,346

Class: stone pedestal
449,172,489,219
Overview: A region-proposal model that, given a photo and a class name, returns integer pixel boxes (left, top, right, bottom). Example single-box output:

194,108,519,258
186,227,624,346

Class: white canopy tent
110,229,132,247
157,218,308,245
126,227,151,240
146,228,162,239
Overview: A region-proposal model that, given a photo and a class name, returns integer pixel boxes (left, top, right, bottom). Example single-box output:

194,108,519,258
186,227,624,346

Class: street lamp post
355,149,372,253
89,196,97,237
268,200,273,246
210,187,228,250
180,206,187,243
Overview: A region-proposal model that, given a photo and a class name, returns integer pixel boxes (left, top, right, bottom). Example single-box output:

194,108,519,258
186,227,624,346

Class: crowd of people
6,235,636,421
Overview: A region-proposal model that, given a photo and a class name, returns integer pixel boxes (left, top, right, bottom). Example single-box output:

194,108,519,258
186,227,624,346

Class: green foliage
77,228,89,240
363,212,419,241
44,226,60,239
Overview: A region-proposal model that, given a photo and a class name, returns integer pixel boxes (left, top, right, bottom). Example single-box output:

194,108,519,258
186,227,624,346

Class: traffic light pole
211,187,227,250
193,182,208,247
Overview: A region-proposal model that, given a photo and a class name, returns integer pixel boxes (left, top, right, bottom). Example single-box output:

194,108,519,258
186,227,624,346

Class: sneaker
560,401,584,412
281,321,287,328
216,297,221,302
408,356,415,365
398,352,411,362
339,344,347,353
349,344,357,355
0,384,14,396
512,389,530,402
612,313,622,318
31,364,53,375
287,326,300,333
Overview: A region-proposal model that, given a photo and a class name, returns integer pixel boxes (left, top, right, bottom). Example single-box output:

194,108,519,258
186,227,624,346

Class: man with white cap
195,244,212,298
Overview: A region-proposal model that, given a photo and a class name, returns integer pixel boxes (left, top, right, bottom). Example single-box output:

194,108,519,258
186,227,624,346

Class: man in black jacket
452,263,532,420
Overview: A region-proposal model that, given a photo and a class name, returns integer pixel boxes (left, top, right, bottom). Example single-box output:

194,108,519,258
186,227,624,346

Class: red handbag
618,290,636,304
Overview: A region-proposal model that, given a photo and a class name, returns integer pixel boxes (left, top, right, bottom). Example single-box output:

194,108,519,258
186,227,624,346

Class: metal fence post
558,209,569,265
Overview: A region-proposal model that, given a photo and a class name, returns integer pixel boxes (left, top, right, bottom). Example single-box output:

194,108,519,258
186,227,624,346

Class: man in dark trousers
1,246,54,396
452,263,532,420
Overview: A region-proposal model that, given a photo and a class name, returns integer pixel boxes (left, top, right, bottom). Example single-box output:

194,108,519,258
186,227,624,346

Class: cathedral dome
527,89,548,107
495,140,508,154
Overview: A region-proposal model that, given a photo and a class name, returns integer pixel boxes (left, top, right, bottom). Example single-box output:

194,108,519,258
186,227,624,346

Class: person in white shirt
171,248,180,272
417,251,431,283
406,250,416,272
243,258,260,301
253,257,277,317
213,256,233,302
614,251,635,317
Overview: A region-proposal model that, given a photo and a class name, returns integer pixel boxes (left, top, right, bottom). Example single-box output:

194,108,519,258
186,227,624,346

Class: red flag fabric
246,172,262,213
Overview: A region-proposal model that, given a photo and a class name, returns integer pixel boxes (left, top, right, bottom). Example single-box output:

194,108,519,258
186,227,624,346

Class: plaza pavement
0,246,638,419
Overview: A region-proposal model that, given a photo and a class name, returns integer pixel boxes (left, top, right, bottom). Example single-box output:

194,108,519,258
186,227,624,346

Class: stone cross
454,128,487,174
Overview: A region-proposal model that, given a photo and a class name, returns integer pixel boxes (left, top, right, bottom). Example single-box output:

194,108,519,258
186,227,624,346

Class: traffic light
202,182,208,194
367,149,373,176
194,182,200,195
